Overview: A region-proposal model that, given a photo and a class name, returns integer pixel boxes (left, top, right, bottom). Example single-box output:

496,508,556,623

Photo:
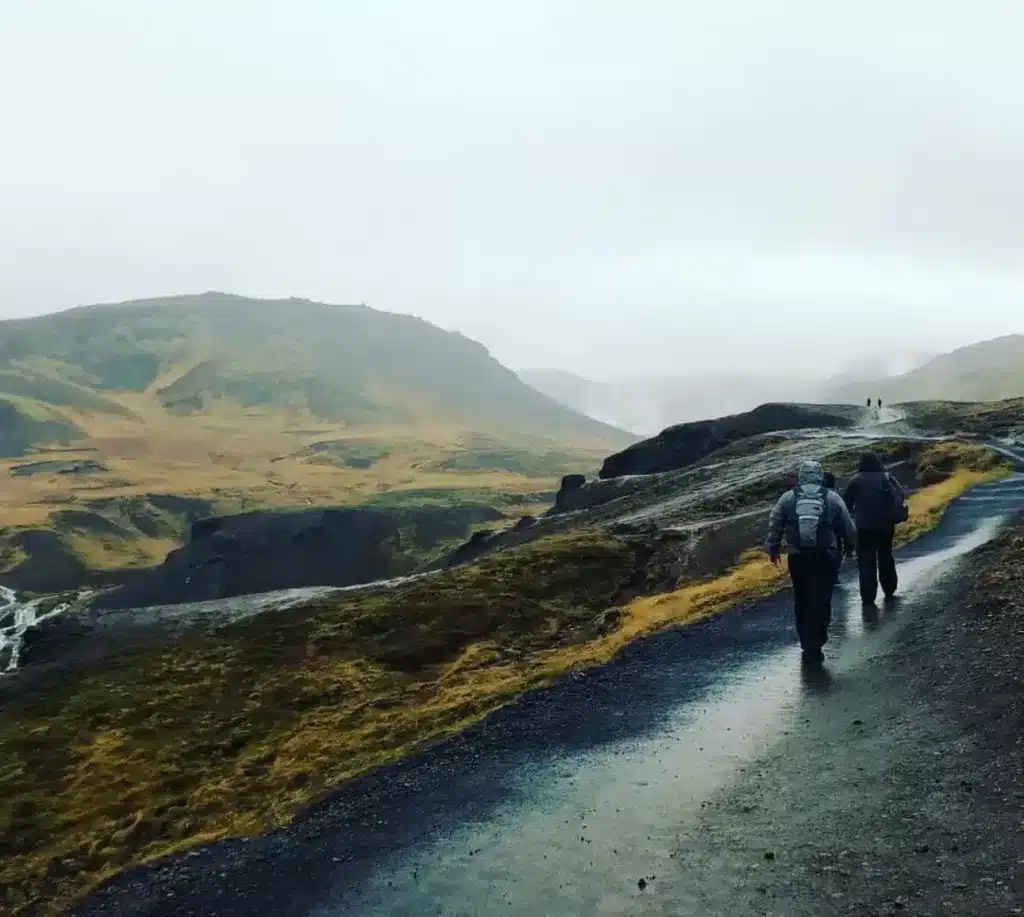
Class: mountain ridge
0,293,632,451
822,334,1024,404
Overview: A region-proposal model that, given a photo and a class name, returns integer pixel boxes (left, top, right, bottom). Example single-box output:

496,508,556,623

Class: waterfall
0,586,76,674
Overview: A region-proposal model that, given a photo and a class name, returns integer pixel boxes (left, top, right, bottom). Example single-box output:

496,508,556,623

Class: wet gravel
660,517,1024,917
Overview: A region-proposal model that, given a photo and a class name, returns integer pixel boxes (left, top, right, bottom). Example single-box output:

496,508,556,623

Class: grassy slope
0,441,1011,917
0,393,607,589
0,398,82,460
0,295,629,585
901,397,1024,437
0,294,632,446
824,335,1024,403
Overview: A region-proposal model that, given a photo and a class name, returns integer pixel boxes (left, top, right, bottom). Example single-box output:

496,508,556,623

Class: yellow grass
0,398,605,578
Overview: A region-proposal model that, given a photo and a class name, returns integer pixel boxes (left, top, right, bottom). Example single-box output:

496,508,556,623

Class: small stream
0,586,76,673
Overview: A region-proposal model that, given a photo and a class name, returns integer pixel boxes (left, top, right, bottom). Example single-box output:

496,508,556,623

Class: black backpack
882,473,909,524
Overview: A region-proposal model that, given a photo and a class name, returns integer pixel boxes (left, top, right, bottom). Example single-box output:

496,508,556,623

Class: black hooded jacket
842,452,905,532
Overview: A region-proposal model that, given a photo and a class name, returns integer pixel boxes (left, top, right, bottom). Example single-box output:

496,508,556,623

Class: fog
1,1,1022,378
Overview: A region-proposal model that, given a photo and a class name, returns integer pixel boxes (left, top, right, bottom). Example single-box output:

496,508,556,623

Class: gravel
659,515,1024,916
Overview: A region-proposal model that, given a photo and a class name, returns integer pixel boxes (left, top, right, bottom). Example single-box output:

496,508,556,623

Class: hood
797,460,825,487
858,452,884,473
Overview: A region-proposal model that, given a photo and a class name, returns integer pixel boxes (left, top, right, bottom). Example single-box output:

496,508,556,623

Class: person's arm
842,474,859,513
765,492,790,563
831,492,857,557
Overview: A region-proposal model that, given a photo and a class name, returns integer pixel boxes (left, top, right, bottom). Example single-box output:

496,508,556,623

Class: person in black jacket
843,452,905,605
821,471,843,616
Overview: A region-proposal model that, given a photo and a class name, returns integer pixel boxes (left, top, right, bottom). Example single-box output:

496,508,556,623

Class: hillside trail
74,456,1024,917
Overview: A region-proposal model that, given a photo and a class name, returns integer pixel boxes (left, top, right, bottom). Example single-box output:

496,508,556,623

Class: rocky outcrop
553,473,587,512
599,403,860,479
8,458,107,477
93,504,502,610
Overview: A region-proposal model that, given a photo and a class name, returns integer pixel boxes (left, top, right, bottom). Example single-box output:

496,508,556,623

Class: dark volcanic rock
512,515,536,531
599,403,860,479
8,458,108,477
553,473,588,512
18,611,94,669
93,504,502,610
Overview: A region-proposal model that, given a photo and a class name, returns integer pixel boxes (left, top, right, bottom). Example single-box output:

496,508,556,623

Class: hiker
822,471,843,613
842,452,908,606
877,397,883,410
766,461,856,665
866,397,872,408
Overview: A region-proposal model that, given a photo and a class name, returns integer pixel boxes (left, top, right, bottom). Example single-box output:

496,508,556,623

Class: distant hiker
866,397,872,408
765,461,857,665
877,397,883,410
842,452,908,606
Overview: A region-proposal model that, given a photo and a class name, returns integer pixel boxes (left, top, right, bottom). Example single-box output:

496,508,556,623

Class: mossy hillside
0,530,638,916
0,369,136,418
902,398,1024,438
0,422,590,594
0,398,81,459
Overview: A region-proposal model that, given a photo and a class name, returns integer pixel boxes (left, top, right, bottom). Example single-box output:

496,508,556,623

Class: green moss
0,371,134,417
0,529,635,916
902,398,1024,437
0,399,81,458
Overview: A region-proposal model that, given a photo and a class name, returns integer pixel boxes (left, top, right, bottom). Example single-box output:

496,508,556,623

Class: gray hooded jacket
765,461,857,559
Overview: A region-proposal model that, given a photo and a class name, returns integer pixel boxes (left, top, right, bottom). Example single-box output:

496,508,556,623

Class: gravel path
653,521,1024,916
73,475,1024,917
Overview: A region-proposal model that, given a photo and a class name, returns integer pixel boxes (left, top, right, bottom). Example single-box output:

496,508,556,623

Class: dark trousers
826,555,841,617
788,552,836,652
857,528,897,603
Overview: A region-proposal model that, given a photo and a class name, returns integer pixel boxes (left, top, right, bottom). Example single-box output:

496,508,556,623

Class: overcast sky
2,1,1022,379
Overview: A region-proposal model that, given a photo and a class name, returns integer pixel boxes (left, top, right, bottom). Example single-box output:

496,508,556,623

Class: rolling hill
0,294,629,592
823,335,1024,404
0,293,630,449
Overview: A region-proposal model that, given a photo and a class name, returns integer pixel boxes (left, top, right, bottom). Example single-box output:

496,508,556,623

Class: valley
0,295,624,594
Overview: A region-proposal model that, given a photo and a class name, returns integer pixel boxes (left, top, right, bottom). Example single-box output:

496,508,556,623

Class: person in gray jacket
766,460,857,664
843,451,906,605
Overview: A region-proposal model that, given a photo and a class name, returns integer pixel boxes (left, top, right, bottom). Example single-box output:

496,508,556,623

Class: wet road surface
76,471,1024,917
307,476,1023,917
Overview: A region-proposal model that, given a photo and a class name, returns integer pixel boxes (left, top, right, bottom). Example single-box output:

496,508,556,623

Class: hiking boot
801,647,825,666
